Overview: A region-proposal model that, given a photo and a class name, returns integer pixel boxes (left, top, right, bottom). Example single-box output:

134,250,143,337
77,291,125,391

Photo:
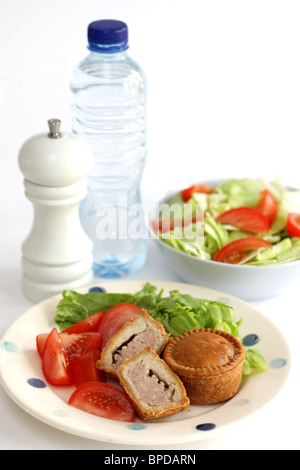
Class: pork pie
163,328,246,405
96,309,170,378
117,346,190,420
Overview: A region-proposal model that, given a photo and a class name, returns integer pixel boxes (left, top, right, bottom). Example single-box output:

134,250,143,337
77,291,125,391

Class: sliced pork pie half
96,309,170,378
117,346,190,420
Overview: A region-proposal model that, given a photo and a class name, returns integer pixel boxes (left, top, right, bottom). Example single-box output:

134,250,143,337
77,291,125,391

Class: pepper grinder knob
18,119,94,303
48,118,62,139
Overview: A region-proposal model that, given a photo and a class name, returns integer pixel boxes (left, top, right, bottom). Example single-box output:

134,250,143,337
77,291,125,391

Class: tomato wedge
68,349,106,387
42,328,71,385
214,237,272,264
151,218,175,233
151,213,203,234
257,190,278,226
68,382,135,422
287,213,300,237
36,332,51,357
62,311,105,334
37,331,102,360
217,207,270,234
98,303,141,348
62,332,102,360
36,332,69,358
181,184,215,202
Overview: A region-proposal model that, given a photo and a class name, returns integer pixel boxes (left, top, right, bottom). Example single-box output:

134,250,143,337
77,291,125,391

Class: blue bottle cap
88,20,128,53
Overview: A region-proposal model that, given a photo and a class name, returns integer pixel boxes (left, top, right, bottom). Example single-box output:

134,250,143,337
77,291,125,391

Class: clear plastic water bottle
70,19,148,278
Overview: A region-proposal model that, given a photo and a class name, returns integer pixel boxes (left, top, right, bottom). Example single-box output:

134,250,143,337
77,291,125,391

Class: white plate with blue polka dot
0,280,291,446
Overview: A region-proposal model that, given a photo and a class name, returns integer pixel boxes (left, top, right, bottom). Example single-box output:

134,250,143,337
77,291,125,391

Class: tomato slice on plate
181,184,215,202
98,303,141,348
36,332,51,357
37,331,102,359
62,332,102,360
62,311,105,334
68,382,135,422
68,349,107,387
257,190,278,226
214,237,272,264
42,328,71,386
37,332,70,358
287,213,300,237
217,207,270,234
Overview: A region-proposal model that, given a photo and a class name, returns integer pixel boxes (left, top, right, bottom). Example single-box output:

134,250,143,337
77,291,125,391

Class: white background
0,0,300,450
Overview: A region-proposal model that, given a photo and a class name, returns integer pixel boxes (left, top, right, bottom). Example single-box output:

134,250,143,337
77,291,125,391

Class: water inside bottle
71,53,147,278
79,186,147,277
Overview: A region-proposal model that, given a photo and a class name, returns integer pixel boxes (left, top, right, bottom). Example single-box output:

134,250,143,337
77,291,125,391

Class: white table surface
1,0,300,451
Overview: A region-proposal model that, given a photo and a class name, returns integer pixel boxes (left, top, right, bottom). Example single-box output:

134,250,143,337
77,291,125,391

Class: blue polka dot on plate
243,334,260,347
89,286,106,293
126,423,147,431
231,398,250,407
0,341,19,353
196,423,216,432
269,358,287,369
27,378,47,389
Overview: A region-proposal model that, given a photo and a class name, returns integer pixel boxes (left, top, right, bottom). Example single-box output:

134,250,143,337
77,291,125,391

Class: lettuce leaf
159,222,209,259
243,349,269,376
55,290,135,330
55,283,238,336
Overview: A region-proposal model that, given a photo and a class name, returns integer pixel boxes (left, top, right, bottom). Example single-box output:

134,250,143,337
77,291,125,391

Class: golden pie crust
163,328,245,405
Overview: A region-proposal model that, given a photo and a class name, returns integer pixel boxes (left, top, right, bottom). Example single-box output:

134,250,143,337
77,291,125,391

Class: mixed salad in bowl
151,177,300,266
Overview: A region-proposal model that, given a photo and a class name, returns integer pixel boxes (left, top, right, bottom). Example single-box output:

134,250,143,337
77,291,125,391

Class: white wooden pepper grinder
18,119,94,303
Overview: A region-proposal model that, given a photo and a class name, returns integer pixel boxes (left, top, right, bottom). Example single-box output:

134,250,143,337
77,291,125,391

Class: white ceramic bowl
149,182,300,301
